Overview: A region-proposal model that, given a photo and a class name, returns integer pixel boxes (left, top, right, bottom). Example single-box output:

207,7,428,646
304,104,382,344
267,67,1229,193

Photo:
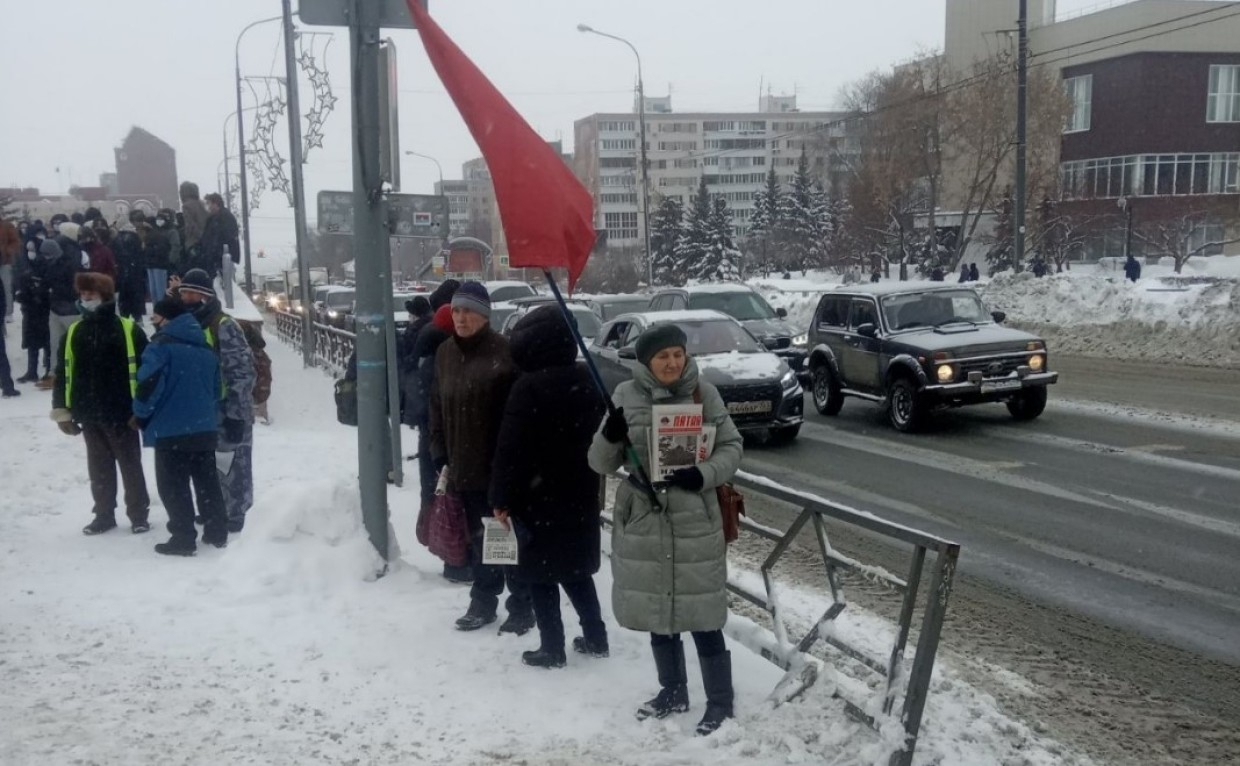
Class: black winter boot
572,635,610,658
636,639,690,720
82,516,118,536
498,610,536,636
695,650,734,736
521,647,567,669
454,602,497,632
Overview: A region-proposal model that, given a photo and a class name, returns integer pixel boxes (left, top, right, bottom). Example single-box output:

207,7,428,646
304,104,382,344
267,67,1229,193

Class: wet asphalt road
744,355,1240,664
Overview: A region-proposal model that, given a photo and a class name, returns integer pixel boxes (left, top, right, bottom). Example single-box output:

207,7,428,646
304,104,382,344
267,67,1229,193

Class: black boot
498,610,535,636
695,650,734,736
82,516,118,536
572,635,610,658
636,640,690,720
454,602,496,632
521,647,567,669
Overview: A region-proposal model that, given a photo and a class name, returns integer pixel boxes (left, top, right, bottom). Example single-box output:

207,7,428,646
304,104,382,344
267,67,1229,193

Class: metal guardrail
273,309,355,374
602,471,959,766
274,307,959,763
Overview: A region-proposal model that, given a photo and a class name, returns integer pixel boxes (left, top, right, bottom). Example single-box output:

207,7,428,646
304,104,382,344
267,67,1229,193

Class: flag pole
542,270,660,504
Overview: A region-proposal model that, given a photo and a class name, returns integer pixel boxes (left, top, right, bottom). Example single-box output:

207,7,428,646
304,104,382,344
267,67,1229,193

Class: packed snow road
739,354,1240,764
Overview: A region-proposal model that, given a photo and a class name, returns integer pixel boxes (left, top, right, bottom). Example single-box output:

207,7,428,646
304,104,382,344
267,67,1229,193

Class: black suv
806,283,1058,431
649,284,808,381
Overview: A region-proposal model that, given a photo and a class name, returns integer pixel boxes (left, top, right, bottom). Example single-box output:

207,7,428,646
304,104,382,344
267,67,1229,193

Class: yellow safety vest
64,316,138,409
204,315,232,400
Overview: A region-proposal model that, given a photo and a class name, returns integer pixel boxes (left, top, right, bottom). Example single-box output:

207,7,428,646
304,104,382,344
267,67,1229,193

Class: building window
1064,75,1092,133
656,141,697,152
673,158,698,169
604,212,639,241
1060,152,1240,199
1207,65,1240,123
600,174,634,187
600,192,637,204
599,157,636,169
599,120,636,132
600,138,636,151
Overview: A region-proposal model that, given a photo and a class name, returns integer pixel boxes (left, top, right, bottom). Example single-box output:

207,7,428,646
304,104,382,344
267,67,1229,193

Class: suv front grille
763,336,791,351
959,356,1023,378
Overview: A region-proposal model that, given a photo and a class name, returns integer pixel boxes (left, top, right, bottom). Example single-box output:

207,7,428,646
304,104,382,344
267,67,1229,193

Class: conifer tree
675,177,712,282
649,196,684,286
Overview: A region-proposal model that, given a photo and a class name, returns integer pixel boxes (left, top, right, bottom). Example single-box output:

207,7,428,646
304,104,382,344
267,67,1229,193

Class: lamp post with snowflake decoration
234,15,282,295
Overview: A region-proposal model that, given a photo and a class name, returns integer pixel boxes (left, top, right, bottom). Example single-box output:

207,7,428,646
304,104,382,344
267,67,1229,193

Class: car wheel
768,424,801,445
811,364,844,416
1006,387,1048,421
887,377,925,433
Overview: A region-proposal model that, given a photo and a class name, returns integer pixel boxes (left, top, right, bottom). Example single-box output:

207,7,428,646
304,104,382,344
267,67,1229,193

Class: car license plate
728,400,773,415
980,379,1022,394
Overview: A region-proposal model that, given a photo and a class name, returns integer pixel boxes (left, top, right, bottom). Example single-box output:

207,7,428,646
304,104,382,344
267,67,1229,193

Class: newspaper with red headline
651,404,705,481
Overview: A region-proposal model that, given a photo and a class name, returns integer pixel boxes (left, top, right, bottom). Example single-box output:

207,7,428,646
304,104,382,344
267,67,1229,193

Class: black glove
666,467,704,492
223,418,246,444
602,408,629,444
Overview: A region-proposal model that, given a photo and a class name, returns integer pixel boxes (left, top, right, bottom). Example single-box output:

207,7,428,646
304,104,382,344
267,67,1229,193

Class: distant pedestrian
39,237,82,390
156,209,183,276
0,269,18,398
144,211,173,299
240,320,274,426
958,264,969,283
1124,254,1141,283
112,213,147,319
1031,258,1047,278
930,265,945,282
588,322,744,736
81,223,116,280
490,306,608,669
969,263,980,282
201,193,240,306
431,281,532,632
15,240,52,383
134,298,228,556
179,182,209,268
51,273,151,536
0,218,19,322
177,269,256,533
870,268,881,284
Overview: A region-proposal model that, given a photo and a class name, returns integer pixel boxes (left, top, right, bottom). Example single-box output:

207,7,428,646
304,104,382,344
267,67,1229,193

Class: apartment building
433,179,471,238
574,96,857,248
944,0,1240,258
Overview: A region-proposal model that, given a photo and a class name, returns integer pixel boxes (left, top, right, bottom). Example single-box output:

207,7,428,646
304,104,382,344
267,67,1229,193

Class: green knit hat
636,323,688,367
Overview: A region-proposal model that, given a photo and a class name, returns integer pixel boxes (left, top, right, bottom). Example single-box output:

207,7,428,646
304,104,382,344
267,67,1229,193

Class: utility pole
281,0,314,367
348,0,391,561
636,73,653,287
1014,0,1029,272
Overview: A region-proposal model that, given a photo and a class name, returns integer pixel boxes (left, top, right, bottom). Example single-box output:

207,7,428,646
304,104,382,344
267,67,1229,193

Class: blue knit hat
451,281,491,318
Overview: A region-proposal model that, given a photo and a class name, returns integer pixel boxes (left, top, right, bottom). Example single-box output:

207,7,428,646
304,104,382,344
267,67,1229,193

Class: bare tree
1136,212,1240,274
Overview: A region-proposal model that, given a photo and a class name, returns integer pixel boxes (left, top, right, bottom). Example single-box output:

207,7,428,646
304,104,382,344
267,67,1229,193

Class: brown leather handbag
693,388,745,544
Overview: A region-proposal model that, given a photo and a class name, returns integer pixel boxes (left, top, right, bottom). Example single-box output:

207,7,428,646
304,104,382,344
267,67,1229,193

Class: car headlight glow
328,310,339,318
1028,353,1044,371
792,333,808,348
936,364,954,383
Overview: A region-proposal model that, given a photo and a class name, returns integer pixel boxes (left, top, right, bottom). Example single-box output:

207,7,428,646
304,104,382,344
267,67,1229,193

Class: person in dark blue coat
134,298,227,556
1124,254,1141,283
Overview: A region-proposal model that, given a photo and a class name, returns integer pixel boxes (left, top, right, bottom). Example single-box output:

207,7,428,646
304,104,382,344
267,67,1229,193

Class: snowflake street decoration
297,33,336,160
246,79,294,207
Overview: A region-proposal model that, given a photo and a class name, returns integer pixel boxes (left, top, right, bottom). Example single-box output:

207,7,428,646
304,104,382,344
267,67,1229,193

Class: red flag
407,2,596,289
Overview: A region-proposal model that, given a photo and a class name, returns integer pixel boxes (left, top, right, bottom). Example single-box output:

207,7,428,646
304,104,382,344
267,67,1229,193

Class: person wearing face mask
111,211,148,320
37,236,82,390
156,209,183,276
80,223,116,280
588,322,743,736
143,212,173,299
50,272,151,536
14,239,52,383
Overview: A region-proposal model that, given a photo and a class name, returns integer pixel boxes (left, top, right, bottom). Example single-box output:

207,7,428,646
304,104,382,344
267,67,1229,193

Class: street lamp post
577,24,653,287
235,14,282,296
221,107,257,213
1118,195,1134,263
404,150,444,189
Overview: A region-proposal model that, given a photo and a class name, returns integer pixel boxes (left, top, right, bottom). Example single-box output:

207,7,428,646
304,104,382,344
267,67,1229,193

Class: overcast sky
0,0,1101,265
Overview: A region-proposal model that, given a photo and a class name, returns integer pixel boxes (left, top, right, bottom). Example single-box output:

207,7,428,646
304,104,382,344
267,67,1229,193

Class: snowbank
0,336,1088,765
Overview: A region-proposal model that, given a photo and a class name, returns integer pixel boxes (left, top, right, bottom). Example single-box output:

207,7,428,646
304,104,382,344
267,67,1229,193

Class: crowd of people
395,279,744,735
1,181,263,556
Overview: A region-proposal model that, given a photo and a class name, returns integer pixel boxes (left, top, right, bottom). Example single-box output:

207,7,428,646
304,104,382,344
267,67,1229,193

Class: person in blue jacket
133,298,228,556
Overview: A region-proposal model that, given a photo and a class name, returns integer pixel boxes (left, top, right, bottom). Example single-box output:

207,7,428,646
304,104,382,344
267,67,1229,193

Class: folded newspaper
482,518,518,565
650,404,715,481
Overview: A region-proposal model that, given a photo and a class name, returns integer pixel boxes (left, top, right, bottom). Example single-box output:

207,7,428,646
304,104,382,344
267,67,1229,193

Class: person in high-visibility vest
176,269,256,534
50,272,152,536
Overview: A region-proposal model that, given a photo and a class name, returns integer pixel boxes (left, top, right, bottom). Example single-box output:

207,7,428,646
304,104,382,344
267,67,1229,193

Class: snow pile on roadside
750,276,841,331
979,271,1240,366
1,335,1088,765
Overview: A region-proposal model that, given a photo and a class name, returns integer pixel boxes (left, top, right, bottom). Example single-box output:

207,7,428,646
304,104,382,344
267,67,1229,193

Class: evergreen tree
808,180,833,270
649,195,684,286
985,190,1016,276
675,177,712,283
781,148,818,274
746,167,783,275
694,196,742,282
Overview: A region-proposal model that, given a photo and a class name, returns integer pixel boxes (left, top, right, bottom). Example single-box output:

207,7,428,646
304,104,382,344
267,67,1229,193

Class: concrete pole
349,0,391,560
1014,0,1029,272
281,0,314,367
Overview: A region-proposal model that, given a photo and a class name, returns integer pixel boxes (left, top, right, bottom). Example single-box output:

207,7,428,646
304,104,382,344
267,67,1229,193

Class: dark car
315,287,356,328
589,293,653,321
649,284,807,382
806,283,1058,432
590,309,803,443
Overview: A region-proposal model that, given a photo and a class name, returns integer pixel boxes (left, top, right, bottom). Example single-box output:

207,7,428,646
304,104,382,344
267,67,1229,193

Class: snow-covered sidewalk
1,331,1085,765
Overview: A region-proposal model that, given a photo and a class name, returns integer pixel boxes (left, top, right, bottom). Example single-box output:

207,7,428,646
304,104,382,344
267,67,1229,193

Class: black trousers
24,345,51,378
460,490,531,617
416,427,436,508
651,630,726,658
528,578,606,652
81,422,150,524
156,448,227,549
0,323,13,392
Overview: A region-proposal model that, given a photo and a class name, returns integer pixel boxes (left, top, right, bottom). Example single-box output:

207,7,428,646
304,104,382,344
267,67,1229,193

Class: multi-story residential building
944,0,1240,259
434,179,471,238
574,96,856,248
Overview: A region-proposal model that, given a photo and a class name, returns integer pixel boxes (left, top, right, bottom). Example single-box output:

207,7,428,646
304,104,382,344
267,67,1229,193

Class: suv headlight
1028,353,1044,371
936,364,955,383
780,370,799,391
792,333,808,348
328,310,339,318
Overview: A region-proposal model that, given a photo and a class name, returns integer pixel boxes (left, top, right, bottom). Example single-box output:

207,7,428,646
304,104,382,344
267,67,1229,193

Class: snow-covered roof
834,281,978,297
622,309,732,323
668,283,754,294
483,280,534,289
